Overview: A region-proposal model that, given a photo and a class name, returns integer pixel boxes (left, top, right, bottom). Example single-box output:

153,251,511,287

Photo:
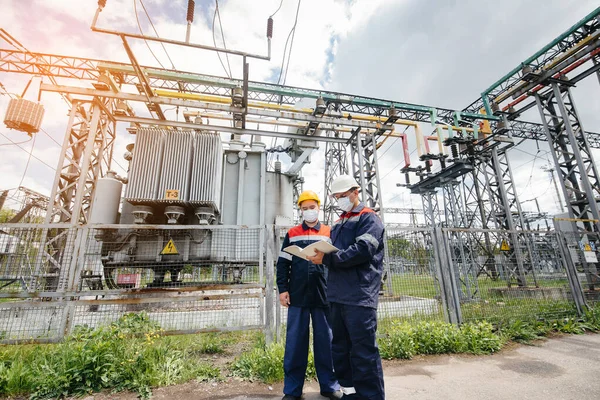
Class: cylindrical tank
265,172,294,224
90,171,123,224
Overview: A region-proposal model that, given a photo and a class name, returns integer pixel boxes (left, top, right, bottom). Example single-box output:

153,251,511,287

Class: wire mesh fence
443,228,578,323
380,227,444,323
0,224,78,293
79,225,262,291
0,223,267,342
0,221,597,343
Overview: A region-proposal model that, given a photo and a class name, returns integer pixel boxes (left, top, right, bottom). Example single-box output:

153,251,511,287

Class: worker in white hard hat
276,190,342,400
307,175,386,400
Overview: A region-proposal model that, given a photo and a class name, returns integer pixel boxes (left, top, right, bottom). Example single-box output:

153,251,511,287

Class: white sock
340,386,357,395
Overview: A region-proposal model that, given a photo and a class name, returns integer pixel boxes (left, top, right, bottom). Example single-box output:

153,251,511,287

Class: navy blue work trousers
283,306,339,397
330,302,385,400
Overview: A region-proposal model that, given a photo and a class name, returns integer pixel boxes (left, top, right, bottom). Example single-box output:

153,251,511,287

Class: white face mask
337,196,354,212
302,209,319,223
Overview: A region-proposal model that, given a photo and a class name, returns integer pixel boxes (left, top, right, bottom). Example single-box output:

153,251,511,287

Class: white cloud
1,0,599,221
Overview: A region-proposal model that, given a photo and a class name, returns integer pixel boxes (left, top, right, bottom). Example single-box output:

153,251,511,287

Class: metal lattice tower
350,130,384,214
461,168,498,279
323,137,348,225
535,81,600,290
477,148,528,287
442,181,478,299
33,98,117,291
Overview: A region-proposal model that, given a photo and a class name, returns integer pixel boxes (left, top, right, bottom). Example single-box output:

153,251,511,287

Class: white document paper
283,240,339,261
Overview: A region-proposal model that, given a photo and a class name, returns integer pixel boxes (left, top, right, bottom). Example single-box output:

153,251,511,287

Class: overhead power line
213,2,231,78
270,0,284,18
215,0,233,78
0,131,55,170
139,0,176,69
134,0,166,69
277,0,302,85
0,136,32,147
282,0,301,85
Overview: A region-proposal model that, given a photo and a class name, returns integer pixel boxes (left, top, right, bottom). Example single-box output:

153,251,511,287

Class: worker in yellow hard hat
276,190,341,400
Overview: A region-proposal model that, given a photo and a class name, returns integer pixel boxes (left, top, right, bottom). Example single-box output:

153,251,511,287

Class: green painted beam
480,6,600,115
99,61,498,123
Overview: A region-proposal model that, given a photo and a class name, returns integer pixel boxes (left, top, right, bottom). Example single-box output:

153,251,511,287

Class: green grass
0,314,227,399
389,273,575,323
2,306,600,397
390,274,570,300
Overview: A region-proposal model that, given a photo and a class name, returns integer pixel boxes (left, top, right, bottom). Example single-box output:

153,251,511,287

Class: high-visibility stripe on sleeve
356,233,379,248
279,251,293,261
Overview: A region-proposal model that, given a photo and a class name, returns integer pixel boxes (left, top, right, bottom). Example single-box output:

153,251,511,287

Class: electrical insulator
491,102,500,114
267,17,273,39
98,0,107,8
451,144,458,159
425,162,431,173
187,0,195,23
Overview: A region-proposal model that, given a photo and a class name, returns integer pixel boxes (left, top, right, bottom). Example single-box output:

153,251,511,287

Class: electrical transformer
93,127,294,288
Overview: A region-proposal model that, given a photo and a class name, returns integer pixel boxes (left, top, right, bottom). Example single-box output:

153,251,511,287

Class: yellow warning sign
165,189,179,200
161,239,179,255
500,240,510,251
584,243,592,251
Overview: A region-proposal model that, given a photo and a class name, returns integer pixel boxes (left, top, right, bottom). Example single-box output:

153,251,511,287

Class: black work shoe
282,395,301,400
320,390,343,400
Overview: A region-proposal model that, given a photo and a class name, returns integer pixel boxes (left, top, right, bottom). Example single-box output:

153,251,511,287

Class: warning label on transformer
161,239,179,255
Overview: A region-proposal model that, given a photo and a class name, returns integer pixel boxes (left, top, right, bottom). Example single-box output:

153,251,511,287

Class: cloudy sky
0,0,599,223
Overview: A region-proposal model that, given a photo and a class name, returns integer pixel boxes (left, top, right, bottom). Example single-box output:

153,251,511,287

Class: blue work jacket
276,221,331,308
325,203,385,309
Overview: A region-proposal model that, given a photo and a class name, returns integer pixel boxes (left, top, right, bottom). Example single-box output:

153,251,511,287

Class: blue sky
0,0,599,220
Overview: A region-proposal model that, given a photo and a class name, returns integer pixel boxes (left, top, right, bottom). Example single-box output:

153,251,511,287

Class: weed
0,313,222,399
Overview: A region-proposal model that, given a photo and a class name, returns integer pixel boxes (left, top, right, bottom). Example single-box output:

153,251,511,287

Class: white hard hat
330,174,360,195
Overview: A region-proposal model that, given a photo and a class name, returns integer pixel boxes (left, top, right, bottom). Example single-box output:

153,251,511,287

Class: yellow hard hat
297,190,321,206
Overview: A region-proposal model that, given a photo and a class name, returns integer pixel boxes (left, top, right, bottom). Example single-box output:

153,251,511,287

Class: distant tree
0,208,16,223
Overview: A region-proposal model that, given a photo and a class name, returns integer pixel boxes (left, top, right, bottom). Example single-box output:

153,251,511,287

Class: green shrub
0,313,221,399
412,322,464,354
231,342,286,383
379,321,501,359
379,322,415,360
459,322,502,354
230,339,317,384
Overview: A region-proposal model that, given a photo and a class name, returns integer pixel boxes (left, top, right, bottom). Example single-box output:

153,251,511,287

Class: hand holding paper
283,240,338,261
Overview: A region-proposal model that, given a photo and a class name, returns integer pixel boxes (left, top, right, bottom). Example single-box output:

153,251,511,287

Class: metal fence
0,222,596,343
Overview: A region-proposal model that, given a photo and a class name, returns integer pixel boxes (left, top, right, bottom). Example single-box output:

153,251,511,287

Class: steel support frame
422,190,461,323
349,130,393,294
442,181,478,299
461,168,498,279
31,97,116,291
323,134,349,225
350,131,384,212
5,49,600,145
535,82,600,290
481,148,530,287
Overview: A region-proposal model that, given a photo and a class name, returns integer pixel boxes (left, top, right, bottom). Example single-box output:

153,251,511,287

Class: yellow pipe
545,33,595,69
495,33,597,104
182,111,413,138
156,88,419,128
